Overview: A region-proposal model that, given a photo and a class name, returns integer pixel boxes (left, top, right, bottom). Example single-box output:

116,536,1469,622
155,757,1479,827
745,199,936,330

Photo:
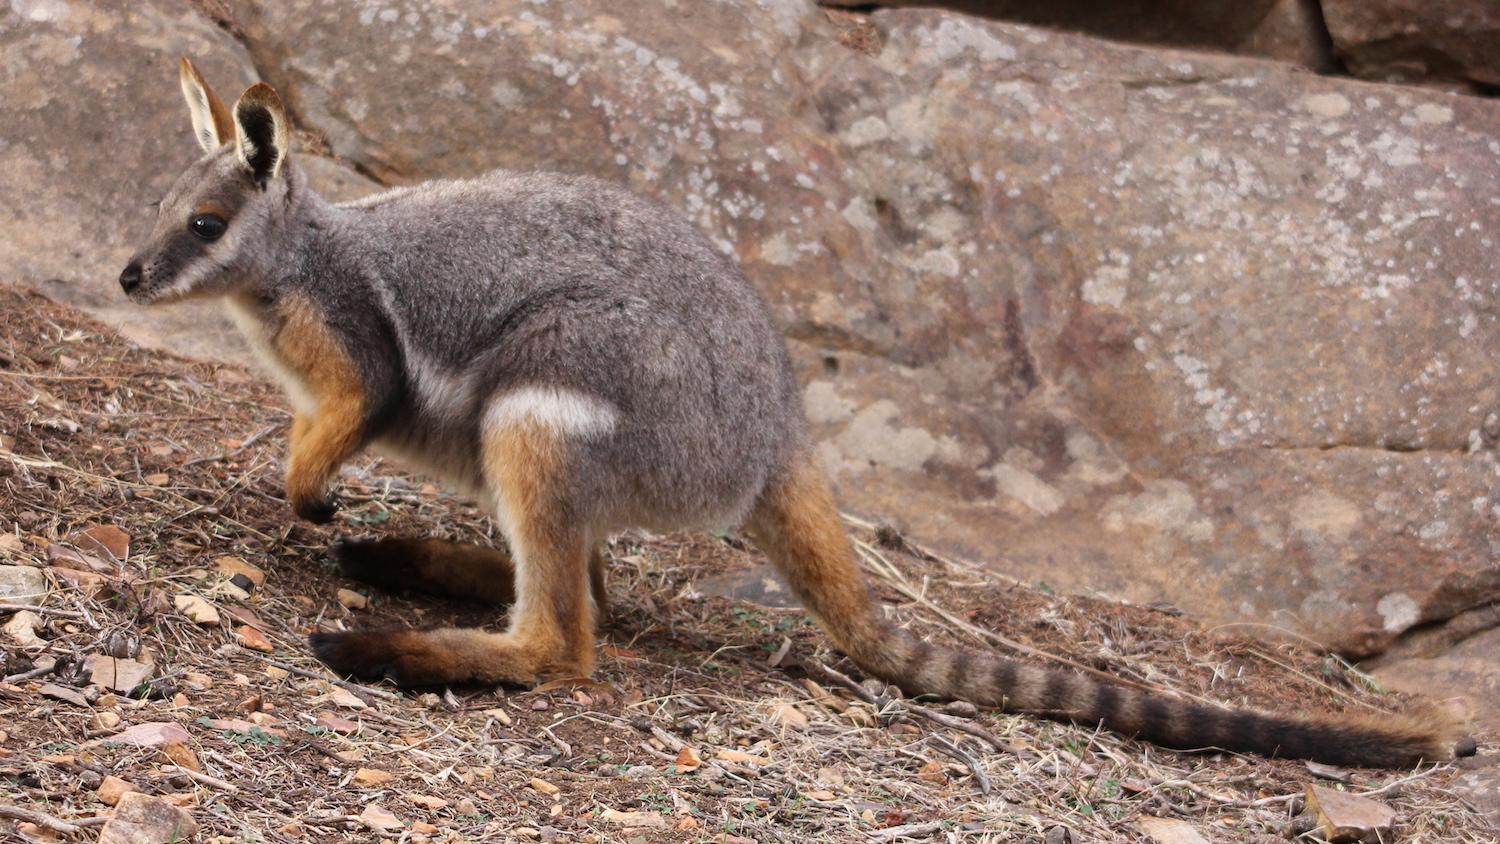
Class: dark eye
190,213,227,240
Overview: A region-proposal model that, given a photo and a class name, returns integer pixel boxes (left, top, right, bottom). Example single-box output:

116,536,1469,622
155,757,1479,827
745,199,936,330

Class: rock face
1322,0,1500,92
0,0,380,362
820,0,1338,70
5,1,1499,660
0,0,256,360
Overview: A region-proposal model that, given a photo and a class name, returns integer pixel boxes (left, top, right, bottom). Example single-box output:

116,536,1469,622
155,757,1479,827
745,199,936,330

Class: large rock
0,1,380,363
9,0,1500,657
1322,0,1500,92
820,0,1336,70
816,10,1500,656
0,0,260,360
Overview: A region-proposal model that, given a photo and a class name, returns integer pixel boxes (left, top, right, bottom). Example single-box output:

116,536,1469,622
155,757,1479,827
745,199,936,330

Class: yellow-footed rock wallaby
119,59,1470,767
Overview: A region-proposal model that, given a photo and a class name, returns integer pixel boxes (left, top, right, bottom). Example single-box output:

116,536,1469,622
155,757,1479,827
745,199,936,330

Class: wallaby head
119,58,292,305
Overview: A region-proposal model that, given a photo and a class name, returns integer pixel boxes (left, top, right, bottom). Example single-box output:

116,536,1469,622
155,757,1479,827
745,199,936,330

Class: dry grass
0,284,1491,842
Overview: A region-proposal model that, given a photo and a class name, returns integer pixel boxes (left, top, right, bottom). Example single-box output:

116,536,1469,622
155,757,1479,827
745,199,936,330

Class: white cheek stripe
483,386,619,439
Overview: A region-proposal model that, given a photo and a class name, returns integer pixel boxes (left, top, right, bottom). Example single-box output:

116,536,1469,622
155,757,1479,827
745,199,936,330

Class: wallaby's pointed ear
233,82,291,187
179,57,235,153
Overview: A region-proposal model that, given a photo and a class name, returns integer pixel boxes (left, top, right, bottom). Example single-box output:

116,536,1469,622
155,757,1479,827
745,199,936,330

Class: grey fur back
280,164,806,533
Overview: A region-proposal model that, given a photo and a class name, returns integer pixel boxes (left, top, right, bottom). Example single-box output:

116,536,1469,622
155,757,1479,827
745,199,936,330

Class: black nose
119,263,142,294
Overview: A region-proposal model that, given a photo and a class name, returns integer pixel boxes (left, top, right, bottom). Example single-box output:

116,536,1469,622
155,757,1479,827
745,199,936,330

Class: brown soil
0,285,1490,842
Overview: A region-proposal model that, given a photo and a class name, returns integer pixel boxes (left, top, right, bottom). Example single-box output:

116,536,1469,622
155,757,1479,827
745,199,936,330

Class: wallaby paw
309,629,447,687
329,537,425,594
294,492,339,524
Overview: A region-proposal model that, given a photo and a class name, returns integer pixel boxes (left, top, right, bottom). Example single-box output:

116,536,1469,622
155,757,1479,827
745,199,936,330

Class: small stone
407,794,448,810
714,749,771,766
453,798,478,816
90,710,122,730
337,588,369,609
161,739,201,772
214,556,265,587
1134,817,1210,844
97,791,199,844
1305,785,1397,843
943,700,978,718
768,702,809,729
174,594,220,626
1,609,43,645
0,564,48,605
600,809,667,828
917,759,947,783
86,655,155,694
38,683,89,707
97,775,142,806
52,566,108,596
673,746,702,772
0,533,24,554
235,625,274,652
47,543,112,573
354,768,395,786
315,715,362,735
76,524,130,562
358,804,403,830
807,790,837,801
530,777,560,794
106,721,192,748
482,707,513,726
142,472,170,487
329,685,369,709
411,821,440,834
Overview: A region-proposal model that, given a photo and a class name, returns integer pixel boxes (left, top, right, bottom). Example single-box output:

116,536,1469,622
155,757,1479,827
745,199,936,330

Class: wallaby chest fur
117,59,1469,769
229,164,803,534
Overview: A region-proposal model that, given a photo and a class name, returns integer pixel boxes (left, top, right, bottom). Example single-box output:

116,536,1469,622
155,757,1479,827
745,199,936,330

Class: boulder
819,0,1336,70
8,1,1499,657
0,0,380,365
814,9,1500,656
1322,0,1500,92
0,0,257,360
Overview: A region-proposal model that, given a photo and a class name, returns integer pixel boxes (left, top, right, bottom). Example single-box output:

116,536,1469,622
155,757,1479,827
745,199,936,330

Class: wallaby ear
179,57,236,153
233,82,290,187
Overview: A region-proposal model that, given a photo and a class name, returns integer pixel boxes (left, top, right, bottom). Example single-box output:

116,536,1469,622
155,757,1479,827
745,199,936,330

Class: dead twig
157,764,240,793
0,604,87,619
928,734,992,795
0,803,84,836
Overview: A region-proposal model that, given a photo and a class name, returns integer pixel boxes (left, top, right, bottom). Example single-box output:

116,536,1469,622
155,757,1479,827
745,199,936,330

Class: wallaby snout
119,262,143,295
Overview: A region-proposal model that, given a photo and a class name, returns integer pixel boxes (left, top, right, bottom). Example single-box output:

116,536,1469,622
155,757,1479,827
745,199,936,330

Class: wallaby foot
329,536,609,618
309,626,593,686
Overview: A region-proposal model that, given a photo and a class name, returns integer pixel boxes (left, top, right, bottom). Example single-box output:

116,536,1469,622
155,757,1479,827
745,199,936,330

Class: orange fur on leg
312,419,597,685
274,293,365,523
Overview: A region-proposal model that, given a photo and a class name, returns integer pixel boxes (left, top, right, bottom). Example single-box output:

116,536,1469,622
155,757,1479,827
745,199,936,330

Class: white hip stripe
483,386,620,439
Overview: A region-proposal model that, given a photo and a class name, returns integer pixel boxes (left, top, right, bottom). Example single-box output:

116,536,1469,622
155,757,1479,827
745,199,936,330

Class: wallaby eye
190,213,227,241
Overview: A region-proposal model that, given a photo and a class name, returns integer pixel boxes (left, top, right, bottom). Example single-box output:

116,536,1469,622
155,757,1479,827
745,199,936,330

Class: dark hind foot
309,628,454,686
309,626,587,687
329,536,519,605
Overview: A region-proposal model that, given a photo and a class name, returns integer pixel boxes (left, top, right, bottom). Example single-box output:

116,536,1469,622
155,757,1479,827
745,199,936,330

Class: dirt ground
0,284,1492,842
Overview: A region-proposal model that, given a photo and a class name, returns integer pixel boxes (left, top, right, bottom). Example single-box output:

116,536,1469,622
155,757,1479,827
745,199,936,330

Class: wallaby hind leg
331,536,609,618
310,418,598,686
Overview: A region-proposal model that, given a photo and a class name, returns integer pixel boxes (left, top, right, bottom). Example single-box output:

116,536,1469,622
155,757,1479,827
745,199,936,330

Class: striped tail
747,450,1466,768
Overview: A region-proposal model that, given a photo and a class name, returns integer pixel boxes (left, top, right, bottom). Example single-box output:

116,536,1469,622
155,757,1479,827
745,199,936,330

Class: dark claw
309,630,397,682
295,493,339,524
